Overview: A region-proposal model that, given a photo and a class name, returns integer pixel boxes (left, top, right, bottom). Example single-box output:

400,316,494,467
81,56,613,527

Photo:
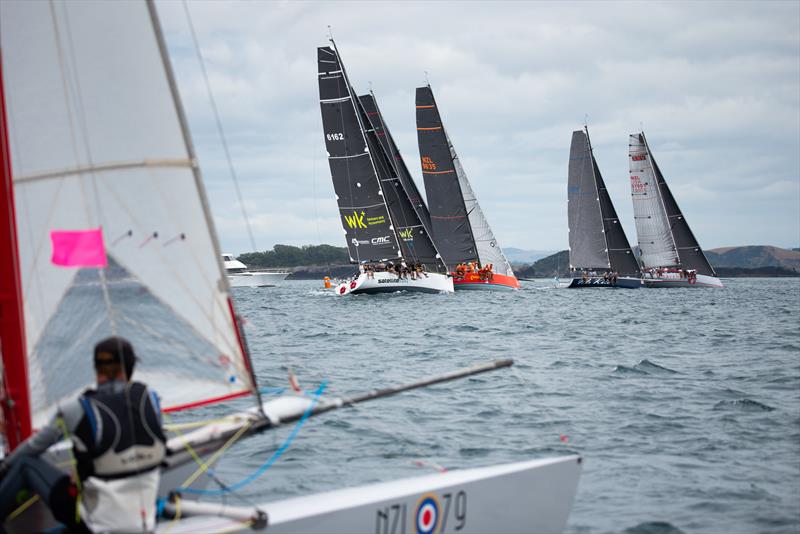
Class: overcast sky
156,0,800,255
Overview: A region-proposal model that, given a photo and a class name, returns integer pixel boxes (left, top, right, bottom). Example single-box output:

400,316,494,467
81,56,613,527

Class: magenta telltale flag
50,228,108,267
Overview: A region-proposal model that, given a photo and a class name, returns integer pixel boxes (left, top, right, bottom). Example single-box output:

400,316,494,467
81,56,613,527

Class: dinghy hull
566,276,642,289
452,272,520,291
336,271,454,295
157,455,583,533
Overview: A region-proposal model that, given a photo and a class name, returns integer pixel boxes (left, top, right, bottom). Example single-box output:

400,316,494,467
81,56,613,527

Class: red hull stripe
452,272,520,289
162,389,252,413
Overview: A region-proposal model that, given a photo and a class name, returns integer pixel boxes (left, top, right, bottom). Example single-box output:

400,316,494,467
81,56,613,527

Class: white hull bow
643,273,723,288
229,271,289,287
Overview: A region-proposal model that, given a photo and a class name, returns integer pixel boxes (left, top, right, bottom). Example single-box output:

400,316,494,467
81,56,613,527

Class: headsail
0,0,257,432
416,85,514,276
568,129,639,276
358,93,446,272
318,46,400,264
630,132,715,275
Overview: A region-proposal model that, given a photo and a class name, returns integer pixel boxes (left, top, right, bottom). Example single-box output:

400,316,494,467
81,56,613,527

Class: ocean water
207,278,799,534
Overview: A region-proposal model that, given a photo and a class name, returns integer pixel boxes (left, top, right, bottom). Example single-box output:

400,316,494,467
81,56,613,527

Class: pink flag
50,228,108,267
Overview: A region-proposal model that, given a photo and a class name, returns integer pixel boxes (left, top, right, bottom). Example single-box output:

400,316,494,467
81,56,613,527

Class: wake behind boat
629,132,723,288
415,85,520,291
317,44,452,295
564,127,642,289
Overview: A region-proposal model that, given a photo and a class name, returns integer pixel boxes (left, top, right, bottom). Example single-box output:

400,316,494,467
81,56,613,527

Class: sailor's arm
1,399,83,465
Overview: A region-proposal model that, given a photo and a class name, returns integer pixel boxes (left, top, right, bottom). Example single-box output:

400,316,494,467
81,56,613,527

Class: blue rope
179,379,328,496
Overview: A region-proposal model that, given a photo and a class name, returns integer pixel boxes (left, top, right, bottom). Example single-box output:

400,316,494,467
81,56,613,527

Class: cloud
156,0,800,252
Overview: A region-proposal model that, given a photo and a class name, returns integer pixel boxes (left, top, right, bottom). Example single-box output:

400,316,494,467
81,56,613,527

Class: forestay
416,85,513,276
318,47,400,264
1,0,255,428
358,93,446,273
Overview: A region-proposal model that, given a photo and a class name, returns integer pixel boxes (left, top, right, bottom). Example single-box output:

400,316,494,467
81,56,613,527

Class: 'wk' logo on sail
344,211,367,229
398,228,414,240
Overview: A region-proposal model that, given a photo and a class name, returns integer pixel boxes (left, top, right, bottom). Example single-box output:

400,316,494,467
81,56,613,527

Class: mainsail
568,129,639,276
358,93,446,272
318,46,401,264
629,132,716,275
415,85,514,277
0,0,258,435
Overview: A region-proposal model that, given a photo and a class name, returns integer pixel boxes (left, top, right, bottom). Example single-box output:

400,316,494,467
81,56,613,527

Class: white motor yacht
222,254,289,287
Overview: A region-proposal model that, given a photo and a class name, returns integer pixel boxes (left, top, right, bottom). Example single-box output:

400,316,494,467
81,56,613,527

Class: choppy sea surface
207,278,799,534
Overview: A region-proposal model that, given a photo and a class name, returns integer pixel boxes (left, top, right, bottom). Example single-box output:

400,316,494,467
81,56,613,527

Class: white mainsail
1,0,255,428
449,138,514,277
629,133,679,269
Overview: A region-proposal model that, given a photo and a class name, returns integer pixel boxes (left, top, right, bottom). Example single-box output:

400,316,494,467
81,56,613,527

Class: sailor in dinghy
0,337,166,533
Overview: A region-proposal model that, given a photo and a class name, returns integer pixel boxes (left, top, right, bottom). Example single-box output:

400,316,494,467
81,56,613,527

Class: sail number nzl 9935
375,490,467,534
326,132,344,141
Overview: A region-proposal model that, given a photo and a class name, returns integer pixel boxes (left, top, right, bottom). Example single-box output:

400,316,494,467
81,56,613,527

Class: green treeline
238,244,349,268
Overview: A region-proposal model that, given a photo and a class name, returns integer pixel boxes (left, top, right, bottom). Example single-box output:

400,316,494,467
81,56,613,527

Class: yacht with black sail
318,44,452,295
562,127,642,288
629,132,723,288
415,84,520,290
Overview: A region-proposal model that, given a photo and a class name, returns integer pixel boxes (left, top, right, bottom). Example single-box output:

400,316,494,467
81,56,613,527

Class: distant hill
705,246,800,270
514,250,570,278
511,246,800,278
504,247,557,264
238,244,349,269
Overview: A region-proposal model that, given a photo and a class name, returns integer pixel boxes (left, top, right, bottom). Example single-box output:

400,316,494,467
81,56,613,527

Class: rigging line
182,0,258,253
179,380,327,496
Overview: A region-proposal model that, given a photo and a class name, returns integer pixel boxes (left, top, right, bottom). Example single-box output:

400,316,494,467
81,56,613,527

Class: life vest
73,381,167,481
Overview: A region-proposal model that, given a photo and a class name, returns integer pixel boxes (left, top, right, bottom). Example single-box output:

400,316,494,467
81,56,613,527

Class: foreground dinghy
563,127,642,289
629,132,722,288
158,455,582,533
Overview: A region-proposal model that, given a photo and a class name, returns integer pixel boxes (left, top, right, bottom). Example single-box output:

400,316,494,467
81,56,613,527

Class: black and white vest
73,381,167,480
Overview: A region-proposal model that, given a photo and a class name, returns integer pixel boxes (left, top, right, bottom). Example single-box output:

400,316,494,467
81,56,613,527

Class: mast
146,0,262,409
329,39,402,258
0,52,32,450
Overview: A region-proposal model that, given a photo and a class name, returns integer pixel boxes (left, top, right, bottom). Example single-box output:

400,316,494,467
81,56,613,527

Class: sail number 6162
327,133,344,141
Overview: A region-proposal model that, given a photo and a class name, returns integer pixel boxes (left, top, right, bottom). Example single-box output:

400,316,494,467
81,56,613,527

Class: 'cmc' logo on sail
343,211,367,229
371,236,391,245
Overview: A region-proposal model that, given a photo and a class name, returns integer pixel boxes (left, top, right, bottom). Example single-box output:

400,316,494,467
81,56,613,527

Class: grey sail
629,132,716,276
572,129,640,276
318,46,400,264
568,130,608,271
358,93,446,272
415,85,477,265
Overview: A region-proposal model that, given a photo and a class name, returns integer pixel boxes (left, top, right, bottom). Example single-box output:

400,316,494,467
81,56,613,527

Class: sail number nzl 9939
375,490,467,534
326,132,344,141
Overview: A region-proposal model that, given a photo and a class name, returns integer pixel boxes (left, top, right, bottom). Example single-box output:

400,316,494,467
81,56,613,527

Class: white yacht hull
229,271,289,287
336,271,454,295
643,273,723,288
